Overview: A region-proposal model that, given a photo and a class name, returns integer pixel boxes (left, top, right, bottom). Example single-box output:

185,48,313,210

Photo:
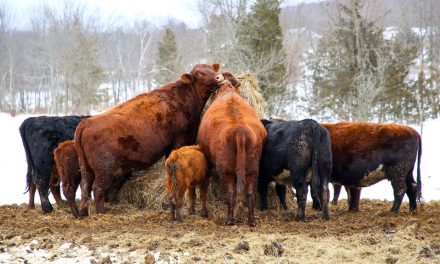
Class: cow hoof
201,211,208,218
312,205,322,211
79,208,89,217
331,200,338,205
281,205,288,211
188,208,195,215
175,212,183,222
28,204,36,210
226,220,235,226
248,220,257,227
41,203,54,214
295,215,305,222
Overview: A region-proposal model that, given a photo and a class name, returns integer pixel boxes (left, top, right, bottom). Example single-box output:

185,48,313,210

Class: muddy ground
1,199,440,263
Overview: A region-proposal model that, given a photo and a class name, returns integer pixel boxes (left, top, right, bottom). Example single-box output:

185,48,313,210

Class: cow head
180,63,224,90
222,71,241,89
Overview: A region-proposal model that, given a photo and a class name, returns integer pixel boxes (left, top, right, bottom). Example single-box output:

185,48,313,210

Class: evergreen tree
308,0,417,122
155,27,181,85
235,0,287,114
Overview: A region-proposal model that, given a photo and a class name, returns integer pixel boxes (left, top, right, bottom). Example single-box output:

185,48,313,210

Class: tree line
0,0,438,126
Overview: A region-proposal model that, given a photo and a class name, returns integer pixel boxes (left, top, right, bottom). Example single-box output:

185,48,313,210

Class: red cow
74,64,224,216
198,78,266,226
165,145,209,222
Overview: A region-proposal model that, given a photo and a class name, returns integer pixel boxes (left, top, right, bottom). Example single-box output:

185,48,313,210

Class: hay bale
236,71,267,118
117,159,168,210
117,71,269,210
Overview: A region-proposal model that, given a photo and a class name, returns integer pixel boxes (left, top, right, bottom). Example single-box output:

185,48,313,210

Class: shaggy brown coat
198,80,266,226
165,145,209,222
74,64,224,216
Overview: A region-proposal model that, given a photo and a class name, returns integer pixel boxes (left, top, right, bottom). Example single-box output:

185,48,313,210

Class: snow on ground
0,113,439,206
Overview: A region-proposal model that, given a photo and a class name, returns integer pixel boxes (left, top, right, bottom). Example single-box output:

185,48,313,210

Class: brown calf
165,145,209,222
54,140,81,217
198,79,266,226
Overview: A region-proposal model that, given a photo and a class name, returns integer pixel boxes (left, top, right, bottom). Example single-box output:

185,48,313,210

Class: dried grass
2,200,440,263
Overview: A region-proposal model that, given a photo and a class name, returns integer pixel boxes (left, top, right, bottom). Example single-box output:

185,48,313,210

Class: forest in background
0,0,438,126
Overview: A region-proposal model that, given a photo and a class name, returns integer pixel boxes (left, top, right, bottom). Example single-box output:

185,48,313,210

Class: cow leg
93,173,114,214
390,175,406,215
406,172,418,213
36,183,53,213
79,171,93,217
258,178,270,211
348,187,361,212
50,169,63,207
175,188,186,222
188,187,196,215
275,183,288,210
332,183,342,205
168,196,176,221
63,184,80,218
165,178,176,221
320,180,330,220
35,170,54,213
312,187,322,211
224,176,236,225
28,182,36,210
291,168,308,221
199,178,209,218
245,175,256,227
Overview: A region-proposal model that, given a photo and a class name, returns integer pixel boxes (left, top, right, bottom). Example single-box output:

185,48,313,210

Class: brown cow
198,79,267,226
271,122,422,215
321,122,422,214
74,64,224,216
165,145,209,222
54,140,81,217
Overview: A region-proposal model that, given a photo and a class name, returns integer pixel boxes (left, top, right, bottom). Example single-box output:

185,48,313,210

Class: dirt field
1,199,440,263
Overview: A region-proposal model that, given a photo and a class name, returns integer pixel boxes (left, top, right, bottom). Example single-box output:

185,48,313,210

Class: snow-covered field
0,112,438,206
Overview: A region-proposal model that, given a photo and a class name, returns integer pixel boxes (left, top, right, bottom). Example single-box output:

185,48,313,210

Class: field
1,199,440,263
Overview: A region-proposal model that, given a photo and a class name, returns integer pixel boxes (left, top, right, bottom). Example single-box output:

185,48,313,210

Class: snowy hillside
0,113,438,206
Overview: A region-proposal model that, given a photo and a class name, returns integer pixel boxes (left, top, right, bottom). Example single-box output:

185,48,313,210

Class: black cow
20,116,88,213
258,119,332,220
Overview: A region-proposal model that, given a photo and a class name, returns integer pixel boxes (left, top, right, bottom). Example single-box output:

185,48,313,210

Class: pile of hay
236,71,267,118
117,71,286,210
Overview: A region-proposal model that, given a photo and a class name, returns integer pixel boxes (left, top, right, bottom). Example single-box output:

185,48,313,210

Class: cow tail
235,127,247,206
19,121,34,193
74,121,92,184
310,123,321,206
416,132,422,202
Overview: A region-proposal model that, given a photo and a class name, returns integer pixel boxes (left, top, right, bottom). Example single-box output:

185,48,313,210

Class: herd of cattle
19,64,422,226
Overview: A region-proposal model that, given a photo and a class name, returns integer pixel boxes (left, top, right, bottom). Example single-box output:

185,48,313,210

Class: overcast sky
1,0,321,29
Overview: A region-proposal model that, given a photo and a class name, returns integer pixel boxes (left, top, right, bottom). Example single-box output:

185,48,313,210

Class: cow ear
235,80,242,89
212,63,220,72
180,73,194,84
